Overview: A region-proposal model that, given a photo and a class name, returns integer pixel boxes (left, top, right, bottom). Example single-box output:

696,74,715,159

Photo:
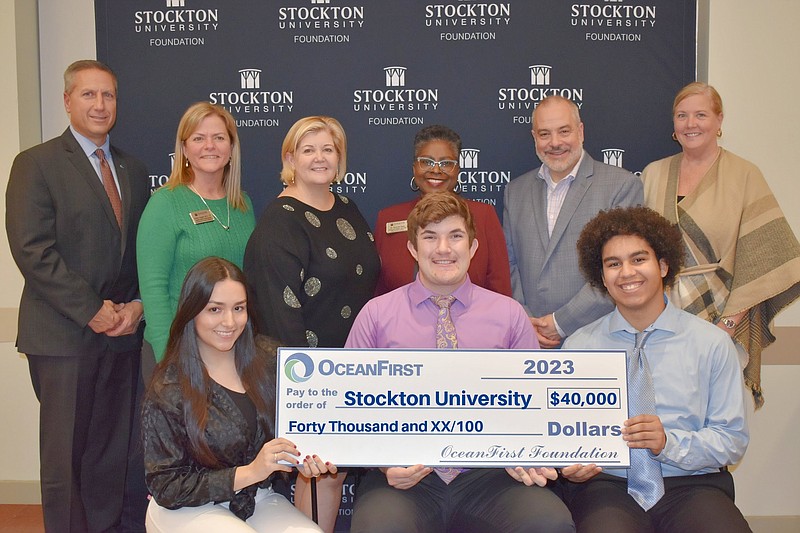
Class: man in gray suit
6,60,149,532
503,95,642,347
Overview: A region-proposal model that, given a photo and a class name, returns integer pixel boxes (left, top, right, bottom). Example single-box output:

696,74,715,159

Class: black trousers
118,340,159,532
28,349,138,533
351,468,575,533
120,354,149,533
558,471,751,533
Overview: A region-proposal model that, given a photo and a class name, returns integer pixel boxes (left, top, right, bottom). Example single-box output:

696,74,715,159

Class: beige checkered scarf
642,149,800,408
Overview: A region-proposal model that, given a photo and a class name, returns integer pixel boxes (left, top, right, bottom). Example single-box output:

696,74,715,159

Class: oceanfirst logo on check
284,353,424,383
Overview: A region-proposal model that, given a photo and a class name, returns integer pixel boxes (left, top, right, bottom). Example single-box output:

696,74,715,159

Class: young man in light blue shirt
560,206,750,532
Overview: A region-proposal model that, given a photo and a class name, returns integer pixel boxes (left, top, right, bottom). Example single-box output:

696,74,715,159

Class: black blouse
142,365,269,520
244,194,380,348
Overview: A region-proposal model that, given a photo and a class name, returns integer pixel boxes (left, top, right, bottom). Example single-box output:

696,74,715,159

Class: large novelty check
276,349,630,468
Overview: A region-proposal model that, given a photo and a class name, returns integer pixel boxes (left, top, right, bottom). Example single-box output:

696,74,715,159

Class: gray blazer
6,128,149,356
503,152,643,336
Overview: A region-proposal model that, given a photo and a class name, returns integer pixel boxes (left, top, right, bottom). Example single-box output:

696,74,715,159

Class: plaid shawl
642,149,800,408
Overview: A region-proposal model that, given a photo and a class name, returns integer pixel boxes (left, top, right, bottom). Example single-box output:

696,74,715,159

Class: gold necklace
188,184,230,231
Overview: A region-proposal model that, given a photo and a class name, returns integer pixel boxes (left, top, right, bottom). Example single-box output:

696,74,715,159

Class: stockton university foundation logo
499,64,585,124
277,0,366,43
207,68,293,128
285,353,314,383
353,66,439,126
425,1,512,42
134,0,221,46
570,0,657,42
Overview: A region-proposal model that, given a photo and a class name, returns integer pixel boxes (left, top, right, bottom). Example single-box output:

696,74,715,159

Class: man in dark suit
6,60,149,532
503,95,643,348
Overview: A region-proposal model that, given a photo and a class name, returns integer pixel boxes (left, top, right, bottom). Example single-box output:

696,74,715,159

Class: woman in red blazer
374,125,512,296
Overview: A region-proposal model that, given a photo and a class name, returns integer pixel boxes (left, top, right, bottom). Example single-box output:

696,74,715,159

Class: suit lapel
530,174,550,252
544,156,593,260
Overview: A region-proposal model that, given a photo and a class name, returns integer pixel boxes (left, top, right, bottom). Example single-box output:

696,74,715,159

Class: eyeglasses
415,157,459,173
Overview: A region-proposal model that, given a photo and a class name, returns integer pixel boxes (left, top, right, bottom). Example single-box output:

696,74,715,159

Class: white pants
146,486,323,532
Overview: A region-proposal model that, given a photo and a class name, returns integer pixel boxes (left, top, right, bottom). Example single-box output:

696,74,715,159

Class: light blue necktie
627,330,665,510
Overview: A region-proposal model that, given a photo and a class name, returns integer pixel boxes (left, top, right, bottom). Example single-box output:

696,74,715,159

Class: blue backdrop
96,1,696,529
96,0,696,226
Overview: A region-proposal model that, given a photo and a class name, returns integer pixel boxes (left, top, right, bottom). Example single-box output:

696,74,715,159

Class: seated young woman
142,256,341,532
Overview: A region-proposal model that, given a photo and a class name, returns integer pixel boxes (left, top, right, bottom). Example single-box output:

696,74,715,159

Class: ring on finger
274,452,278,462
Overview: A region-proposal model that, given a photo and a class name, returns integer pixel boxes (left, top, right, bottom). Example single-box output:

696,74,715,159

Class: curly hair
576,206,685,293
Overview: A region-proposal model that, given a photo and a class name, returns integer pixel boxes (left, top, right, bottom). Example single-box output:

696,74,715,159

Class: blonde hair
673,82,723,116
166,102,247,211
280,116,347,185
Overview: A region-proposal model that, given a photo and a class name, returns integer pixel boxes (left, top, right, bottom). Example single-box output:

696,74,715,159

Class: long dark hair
148,257,276,467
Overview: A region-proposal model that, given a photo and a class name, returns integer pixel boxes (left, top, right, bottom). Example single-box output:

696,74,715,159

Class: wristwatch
720,317,736,329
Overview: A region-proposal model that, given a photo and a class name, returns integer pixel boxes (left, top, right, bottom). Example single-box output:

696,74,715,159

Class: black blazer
143,365,269,520
6,128,149,356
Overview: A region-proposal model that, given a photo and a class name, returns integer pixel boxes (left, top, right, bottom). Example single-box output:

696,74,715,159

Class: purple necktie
431,295,458,349
431,295,464,483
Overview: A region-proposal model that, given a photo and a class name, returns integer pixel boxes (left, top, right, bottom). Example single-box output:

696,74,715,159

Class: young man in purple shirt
345,192,574,533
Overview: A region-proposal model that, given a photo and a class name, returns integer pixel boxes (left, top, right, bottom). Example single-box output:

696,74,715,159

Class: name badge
386,220,408,234
189,210,215,225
